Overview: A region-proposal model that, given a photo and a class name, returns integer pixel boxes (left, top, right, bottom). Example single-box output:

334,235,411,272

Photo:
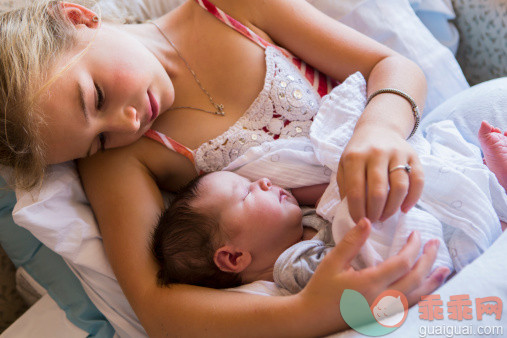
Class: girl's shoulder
190,0,255,20
78,137,197,192
187,0,267,36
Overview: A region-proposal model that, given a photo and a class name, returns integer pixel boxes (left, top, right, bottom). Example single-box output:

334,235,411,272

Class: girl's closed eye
98,133,106,152
94,83,105,111
94,83,106,151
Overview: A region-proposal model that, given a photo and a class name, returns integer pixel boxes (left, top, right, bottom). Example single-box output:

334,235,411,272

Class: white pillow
12,0,470,336
330,0,469,112
93,0,186,23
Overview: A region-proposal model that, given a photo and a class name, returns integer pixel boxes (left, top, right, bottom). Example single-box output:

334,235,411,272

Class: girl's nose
257,178,272,191
108,106,140,133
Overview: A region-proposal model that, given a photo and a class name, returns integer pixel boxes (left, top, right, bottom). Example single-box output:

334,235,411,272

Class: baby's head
152,171,304,288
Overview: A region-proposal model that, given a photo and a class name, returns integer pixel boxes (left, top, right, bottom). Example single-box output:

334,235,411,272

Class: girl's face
38,21,175,164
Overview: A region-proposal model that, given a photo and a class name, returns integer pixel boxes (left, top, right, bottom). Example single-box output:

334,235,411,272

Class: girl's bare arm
78,140,349,337
291,184,328,206
78,138,444,337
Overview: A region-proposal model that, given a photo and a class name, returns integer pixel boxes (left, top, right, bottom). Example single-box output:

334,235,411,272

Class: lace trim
194,46,321,172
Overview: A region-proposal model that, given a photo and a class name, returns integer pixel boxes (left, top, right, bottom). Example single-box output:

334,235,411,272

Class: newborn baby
151,170,379,291
151,119,507,293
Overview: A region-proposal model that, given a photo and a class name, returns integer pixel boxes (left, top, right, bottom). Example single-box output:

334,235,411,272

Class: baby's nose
258,178,272,191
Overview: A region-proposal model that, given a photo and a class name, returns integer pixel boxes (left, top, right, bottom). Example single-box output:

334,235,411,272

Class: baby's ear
214,246,251,273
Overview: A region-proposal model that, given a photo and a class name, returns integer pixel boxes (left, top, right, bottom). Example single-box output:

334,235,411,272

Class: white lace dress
145,46,323,174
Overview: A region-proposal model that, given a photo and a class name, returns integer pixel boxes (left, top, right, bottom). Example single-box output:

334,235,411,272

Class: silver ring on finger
389,164,411,174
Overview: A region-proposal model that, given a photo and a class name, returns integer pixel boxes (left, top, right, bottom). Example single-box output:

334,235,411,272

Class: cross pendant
215,104,225,116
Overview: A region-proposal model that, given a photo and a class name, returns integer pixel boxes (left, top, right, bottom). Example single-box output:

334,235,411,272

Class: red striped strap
195,0,290,57
144,129,197,166
194,0,338,97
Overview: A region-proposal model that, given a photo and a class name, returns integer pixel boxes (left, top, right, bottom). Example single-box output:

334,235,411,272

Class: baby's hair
151,173,242,289
0,0,100,190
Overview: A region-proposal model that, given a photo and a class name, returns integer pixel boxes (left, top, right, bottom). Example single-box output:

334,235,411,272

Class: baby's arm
291,183,329,206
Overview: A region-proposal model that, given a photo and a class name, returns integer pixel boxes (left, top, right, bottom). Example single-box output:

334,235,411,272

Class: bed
1,0,506,337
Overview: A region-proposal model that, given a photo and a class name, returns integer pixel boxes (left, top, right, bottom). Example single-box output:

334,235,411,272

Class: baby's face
196,172,303,269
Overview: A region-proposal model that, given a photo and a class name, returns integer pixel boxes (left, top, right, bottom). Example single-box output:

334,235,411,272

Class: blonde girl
1,0,447,335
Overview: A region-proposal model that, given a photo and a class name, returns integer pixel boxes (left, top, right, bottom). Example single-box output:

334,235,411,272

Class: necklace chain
149,21,225,116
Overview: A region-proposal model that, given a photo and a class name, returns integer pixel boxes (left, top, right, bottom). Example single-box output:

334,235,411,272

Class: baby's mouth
279,189,290,203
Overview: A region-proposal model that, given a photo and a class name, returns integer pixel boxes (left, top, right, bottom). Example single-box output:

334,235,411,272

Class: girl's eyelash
98,133,106,151
95,83,105,110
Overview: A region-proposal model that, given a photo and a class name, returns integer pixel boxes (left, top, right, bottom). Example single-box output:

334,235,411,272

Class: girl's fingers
324,218,371,272
400,156,424,213
389,239,440,293
405,267,451,306
368,230,421,286
337,163,346,200
365,154,389,222
380,156,410,221
338,157,366,222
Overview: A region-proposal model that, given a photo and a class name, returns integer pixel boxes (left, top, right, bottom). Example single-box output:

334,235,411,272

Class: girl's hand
298,219,448,332
337,123,424,223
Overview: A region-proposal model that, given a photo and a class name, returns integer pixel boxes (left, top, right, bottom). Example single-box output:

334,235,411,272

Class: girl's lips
147,90,159,122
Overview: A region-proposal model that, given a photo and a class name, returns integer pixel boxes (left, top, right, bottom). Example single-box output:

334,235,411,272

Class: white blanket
226,72,507,273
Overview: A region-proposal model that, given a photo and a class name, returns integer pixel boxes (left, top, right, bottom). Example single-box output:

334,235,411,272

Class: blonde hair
0,0,98,190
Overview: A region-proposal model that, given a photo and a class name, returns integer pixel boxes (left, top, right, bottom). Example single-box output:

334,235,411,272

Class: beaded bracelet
365,88,420,139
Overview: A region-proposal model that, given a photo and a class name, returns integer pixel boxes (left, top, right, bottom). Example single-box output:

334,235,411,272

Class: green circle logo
340,289,408,336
